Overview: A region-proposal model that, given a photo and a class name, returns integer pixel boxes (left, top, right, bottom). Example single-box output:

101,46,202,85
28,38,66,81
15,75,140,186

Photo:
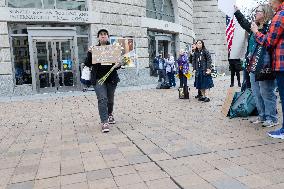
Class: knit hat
97,29,109,37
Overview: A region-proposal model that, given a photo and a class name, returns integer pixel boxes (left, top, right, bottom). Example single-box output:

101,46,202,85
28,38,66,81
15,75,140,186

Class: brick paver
0,77,284,189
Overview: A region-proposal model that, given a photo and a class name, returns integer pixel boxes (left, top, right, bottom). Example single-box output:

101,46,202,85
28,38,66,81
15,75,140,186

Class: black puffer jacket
192,49,212,74
84,42,120,85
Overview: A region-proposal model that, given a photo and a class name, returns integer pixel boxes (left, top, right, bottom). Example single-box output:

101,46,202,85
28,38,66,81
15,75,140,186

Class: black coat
192,49,212,73
84,43,120,85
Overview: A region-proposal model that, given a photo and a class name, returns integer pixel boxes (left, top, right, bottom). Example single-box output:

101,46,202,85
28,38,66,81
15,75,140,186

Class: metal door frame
27,27,79,93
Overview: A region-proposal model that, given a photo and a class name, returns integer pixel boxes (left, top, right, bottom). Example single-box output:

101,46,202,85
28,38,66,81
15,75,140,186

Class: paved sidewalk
0,77,284,189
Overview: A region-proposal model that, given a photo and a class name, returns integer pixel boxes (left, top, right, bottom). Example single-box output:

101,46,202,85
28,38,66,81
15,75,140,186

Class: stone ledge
0,74,13,96
0,22,8,34
0,48,11,62
0,35,10,48
0,62,12,74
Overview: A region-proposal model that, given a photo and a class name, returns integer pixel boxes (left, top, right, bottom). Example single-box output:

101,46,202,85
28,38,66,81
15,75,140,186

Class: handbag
229,89,256,118
254,45,276,81
255,67,276,81
81,66,91,85
178,86,189,99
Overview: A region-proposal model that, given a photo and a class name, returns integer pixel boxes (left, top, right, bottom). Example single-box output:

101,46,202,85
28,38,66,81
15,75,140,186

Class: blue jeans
250,73,277,122
167,72,176,87
158,69,166,82
94,82,117,123
276,72,284,129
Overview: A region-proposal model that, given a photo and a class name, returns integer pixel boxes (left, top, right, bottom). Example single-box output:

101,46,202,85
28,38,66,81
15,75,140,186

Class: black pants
231,70,241,85
229,59,242,86
179,73,189,99
242,69,251,90
179,74,187,88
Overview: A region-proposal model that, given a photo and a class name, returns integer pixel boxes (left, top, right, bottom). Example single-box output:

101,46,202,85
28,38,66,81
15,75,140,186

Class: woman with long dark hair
193,40,214,102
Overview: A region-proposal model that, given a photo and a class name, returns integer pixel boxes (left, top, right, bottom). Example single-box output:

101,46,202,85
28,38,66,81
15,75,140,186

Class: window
146,0,175,23
12,36,32,85
9,24,90,85
8,0,87,11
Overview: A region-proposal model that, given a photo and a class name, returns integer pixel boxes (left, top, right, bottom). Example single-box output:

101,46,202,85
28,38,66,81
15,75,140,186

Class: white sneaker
101,123,110,133
262,120,279,128
250,117,264,124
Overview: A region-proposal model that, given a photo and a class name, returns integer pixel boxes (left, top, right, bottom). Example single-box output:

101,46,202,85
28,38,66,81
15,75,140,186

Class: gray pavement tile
24,148,43,155
101,148,121,156
6,181,34,189
115,141,133,148
126,155,151,164
61,149,81,158
220,166,252,178
211,178,249,189
6,151,24,158
14,165,38,175
78,137,93,144
86,169,113,181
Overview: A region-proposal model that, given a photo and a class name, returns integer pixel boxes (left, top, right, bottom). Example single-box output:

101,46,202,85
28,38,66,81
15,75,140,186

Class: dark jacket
153,56,165,70
84,42,120,85
234,10,271,73
192,49,212,74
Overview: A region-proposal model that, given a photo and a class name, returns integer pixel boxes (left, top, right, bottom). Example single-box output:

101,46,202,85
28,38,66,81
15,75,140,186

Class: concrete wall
90,0,195,87
193,0,228,72
0,0,14,96
91,0,149,68
177,0,194,50
91,0,195,67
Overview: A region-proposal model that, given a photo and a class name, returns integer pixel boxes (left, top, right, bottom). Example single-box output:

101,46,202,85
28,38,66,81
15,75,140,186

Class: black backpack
160,82,171,89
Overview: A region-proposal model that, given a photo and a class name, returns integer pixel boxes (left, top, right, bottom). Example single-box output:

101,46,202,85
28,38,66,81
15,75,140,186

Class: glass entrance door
32,38,77,93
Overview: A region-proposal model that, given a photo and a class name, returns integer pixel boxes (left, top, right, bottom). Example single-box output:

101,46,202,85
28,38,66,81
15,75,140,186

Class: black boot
195,90,202,99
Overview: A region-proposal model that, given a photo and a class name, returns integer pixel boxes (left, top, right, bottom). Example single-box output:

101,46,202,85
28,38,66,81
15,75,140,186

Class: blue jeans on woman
276,72,284,130
250,73,277,122
167,72,176,87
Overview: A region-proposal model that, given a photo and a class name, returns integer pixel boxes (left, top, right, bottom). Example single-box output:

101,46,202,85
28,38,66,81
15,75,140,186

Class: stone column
193,0,228,72
0,1,14,96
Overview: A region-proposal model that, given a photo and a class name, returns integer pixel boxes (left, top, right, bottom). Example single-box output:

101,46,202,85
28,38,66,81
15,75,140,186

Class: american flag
226,15,236,53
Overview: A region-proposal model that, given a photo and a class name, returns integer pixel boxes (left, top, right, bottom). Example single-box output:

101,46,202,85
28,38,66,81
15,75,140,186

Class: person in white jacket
165,54,176,87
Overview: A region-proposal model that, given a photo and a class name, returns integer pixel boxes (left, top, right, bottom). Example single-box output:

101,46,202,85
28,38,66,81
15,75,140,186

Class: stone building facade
0,0,227,96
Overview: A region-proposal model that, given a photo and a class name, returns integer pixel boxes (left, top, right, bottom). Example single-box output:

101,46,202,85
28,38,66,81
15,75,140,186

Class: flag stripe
226,15,236,52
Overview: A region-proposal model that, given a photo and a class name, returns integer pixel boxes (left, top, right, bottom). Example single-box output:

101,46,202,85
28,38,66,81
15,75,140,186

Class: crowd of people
83,0,284,140
153,40,214,102
232,0,284,139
